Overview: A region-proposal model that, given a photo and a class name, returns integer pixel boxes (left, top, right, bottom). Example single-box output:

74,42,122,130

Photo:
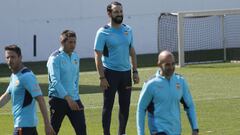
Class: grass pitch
0,63,240,135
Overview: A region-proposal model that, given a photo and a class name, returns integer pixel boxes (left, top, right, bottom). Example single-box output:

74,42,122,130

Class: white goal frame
169,8,240,67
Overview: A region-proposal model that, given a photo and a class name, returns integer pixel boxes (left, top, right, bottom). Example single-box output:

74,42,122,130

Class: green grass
0,62,240,134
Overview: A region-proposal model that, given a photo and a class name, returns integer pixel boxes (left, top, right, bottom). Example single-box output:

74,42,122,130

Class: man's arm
21,73,55,135
35,96,56,135
94,50,109,90
0,91,11,108
94,50,105,79
21,73,54,135
130,47,140,84
137,83,153,135
181,79,199,135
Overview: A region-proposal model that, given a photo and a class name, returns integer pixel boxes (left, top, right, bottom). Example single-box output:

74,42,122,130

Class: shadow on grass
80,85,142,94
0,53,159,77
0,82,141,96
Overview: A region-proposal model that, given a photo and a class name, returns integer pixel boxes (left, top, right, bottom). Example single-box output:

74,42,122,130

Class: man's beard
162,67,175,78
112,16,123,24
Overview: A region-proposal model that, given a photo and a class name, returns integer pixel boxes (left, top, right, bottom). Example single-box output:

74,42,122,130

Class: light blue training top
137,70,198,135
47,48,80,100
94,24,134,71
6,67,42,127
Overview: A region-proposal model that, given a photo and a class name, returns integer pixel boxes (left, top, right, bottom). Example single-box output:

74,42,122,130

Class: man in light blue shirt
137,51,199,135
0,45,55,135
47,30,86,135
94,1,140,135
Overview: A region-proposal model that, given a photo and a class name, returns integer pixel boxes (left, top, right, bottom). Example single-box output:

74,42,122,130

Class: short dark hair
60,30,76,43
107,1,122,12
5,44,22,56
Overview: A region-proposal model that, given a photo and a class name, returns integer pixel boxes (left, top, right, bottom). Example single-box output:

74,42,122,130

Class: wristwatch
132,69,138,74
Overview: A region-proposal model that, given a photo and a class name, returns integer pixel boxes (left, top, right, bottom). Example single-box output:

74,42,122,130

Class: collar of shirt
13,67,27,75
155,69,175,80
59,47,72,58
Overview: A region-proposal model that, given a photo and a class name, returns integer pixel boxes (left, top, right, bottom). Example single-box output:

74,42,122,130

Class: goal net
158,9,240,67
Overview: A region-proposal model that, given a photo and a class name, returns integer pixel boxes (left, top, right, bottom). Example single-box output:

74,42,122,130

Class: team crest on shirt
62,60,66,65
15,80,19,86
124,31,128,35
176,83,181,90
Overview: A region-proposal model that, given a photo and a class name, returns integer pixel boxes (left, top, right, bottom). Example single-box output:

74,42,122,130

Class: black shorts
49,97,86,135
13,127,38,135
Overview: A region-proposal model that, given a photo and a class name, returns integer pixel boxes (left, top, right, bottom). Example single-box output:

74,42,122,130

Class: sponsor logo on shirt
176,83,181,90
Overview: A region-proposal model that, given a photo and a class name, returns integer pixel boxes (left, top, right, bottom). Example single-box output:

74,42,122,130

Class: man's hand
133,72,140,84
35,96,56,135
65,96,80,111
45,124,56,135
100,78,110,90
0,91,11,108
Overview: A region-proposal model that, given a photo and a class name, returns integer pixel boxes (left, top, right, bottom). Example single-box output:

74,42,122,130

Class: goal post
158,9,240,67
